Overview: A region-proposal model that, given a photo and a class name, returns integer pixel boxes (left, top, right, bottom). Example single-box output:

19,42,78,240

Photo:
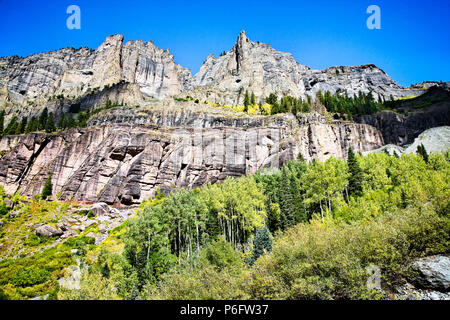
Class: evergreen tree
243,90,250,112
20,117,28,134
25,116,39,134
5,116,20,135
250,92,256,105
316,90,324,104
41,173,53,200
39,107,48,130
45,112,55,133
417,143,429,163
249,226,272,265
57,114,66,130
347,147,363,196
0,111,4,136
66,114,76,128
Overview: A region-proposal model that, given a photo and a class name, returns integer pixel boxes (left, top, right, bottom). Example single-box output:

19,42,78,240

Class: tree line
0,99,122,137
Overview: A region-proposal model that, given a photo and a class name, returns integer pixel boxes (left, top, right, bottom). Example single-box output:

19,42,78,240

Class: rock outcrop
355,87,450,145
395,255,450,300
0,111,383,204
185,31,424,106
0,34,192,121
1,31,427,123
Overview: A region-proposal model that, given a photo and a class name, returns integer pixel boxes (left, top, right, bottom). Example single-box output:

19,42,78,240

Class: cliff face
1,31,426,122
0,35,191,121
355,87,450,145
0,112,383,204
186,31,424,105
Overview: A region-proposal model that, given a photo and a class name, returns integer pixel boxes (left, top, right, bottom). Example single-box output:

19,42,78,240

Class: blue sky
0,0,449,86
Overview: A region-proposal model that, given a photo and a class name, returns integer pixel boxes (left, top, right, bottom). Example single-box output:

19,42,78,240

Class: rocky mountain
0,34,191,121
1,31,428,122
0,107,382,204
0,31,448,204
185,31,425,105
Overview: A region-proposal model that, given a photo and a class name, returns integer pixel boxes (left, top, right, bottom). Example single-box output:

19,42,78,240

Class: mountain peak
235,30,250,47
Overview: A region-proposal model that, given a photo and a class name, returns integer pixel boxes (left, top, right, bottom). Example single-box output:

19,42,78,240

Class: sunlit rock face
186,31,423,106
0,34,192,121
0,112,383,204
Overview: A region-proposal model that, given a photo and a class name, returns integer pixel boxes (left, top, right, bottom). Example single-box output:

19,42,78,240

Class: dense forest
1,148,440,300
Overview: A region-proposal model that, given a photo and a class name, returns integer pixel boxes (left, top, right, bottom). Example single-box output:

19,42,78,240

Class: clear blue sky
0,0,449,86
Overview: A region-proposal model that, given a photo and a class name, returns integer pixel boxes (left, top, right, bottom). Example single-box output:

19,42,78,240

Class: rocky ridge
185,31,425,106
1,31,428,122
0,111,383,205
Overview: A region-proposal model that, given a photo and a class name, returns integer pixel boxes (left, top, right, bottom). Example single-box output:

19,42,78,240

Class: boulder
57,222,69,231
411,255,450,292
34,225,63,237
61,230,78,239
90,202,111,216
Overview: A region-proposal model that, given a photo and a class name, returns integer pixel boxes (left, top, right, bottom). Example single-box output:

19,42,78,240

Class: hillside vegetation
50,149,449,300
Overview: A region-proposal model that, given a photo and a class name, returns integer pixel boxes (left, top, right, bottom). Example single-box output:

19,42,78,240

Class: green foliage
417,143,429,163
45,112,55,133
244,90,250,112
202,236,245,270
316,90,382,115
41,173,53,200
347,147,363,196
255,161,307,231
249,226,272,265
39,107,48,131
4,116,20,135
123,176,266,290
0,110,4,136
25,116,39,133
0,234,95,300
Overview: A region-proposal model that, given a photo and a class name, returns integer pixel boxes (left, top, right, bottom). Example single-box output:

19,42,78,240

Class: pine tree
250,92,256,105
39,107,48,130
5,116,19,135
66,114,76,128
0,111,4,136
244,90,250,112
41,173,53,200
249,226,272,265
25,116,38,133
347,147,363,196
20,117,28,134
416,143,429,163
45,112,55,133
57,114,66,130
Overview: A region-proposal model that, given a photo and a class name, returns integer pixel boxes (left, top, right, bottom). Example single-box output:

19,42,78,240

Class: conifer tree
39,107,48,130
0,111,4,136
57,114,66,130
45,112,55,133
244,90,250,112
5,116,19,135
25,116,38,133
42,173,53,200
249,226,272,265
417,143,429,163
347,147,363,196
250,92,256,105
20,117,28,134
